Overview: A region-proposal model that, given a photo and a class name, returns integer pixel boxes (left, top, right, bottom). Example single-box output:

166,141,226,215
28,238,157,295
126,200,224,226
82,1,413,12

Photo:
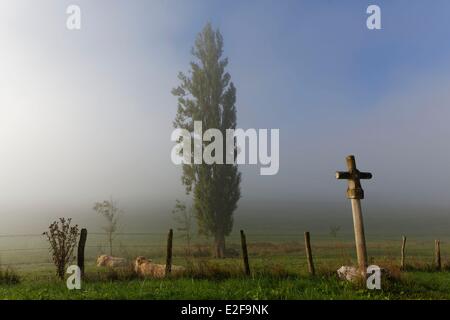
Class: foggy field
1,233,449,299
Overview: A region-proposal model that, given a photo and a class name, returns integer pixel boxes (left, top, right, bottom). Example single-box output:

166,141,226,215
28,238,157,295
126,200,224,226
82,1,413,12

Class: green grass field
1,233,449,299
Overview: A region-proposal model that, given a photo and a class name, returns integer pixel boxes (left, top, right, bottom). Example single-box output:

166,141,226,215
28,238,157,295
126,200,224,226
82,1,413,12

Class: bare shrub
93,199,122,256
43,218,79,280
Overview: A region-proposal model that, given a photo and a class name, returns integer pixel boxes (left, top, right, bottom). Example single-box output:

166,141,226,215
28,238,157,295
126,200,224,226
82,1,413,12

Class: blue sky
1,1,450,232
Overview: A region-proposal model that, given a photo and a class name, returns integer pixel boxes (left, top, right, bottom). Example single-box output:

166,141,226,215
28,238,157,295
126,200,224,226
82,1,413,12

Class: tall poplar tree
172,23,241,258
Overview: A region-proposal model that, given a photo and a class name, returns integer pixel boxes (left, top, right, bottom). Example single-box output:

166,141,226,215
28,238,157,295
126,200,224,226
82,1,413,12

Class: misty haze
2,0,450,304
1,1,449,236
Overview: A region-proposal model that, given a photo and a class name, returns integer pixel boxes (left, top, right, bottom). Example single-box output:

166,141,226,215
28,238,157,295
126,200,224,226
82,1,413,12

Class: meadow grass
1,264,449,300
0,234,449,299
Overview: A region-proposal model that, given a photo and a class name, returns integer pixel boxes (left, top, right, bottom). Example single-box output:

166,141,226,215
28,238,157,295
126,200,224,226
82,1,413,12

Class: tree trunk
214,231,226,258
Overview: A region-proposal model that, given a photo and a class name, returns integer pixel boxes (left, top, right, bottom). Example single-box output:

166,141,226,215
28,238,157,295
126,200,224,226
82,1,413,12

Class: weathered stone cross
336,155,372,272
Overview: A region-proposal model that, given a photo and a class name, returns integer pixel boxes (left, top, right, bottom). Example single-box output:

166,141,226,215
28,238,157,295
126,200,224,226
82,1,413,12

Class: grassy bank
1,258,449,299
1,234,449,300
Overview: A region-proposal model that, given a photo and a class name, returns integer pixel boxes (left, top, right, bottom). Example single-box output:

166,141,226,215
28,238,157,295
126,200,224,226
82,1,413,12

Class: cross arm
358,172,372,180
336,155,372,200
335,171,372,180
336,171,351,179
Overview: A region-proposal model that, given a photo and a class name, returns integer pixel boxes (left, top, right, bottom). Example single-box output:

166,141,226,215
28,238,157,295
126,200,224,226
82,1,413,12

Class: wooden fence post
401,235,406,270
240,230,251,276
165,229,173,276
435,239,441,271
304,231,315,276
77,228,87,277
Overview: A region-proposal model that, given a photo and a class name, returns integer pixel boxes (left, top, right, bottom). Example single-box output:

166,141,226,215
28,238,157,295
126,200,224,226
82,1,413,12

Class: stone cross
336,155,372,272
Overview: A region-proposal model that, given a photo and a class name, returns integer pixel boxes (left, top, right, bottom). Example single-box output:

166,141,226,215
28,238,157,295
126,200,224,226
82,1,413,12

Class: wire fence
0,231,448,269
